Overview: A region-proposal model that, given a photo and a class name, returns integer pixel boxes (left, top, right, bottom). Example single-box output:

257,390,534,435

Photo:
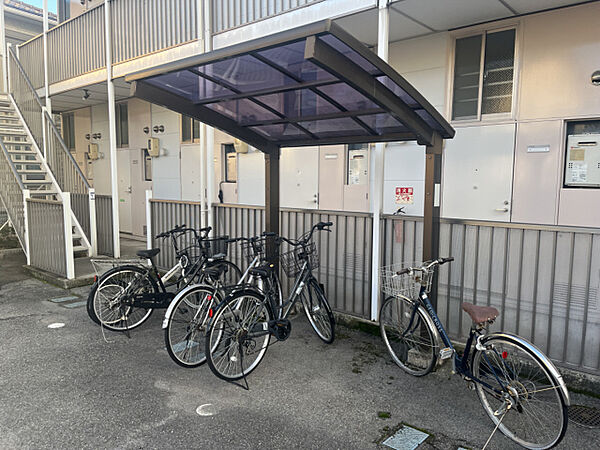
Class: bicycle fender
162,283,219,328
481,332,570,406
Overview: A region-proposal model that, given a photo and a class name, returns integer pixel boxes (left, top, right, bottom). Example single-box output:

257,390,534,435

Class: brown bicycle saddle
461,302,499,324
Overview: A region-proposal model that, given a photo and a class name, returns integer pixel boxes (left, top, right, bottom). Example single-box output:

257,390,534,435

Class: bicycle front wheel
472,335,568,449
301,279,335,344
90,265,156,332
164,285,216,368
379,296,437,376
205,290,272,381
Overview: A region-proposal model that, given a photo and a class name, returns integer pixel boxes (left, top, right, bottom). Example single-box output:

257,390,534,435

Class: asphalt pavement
0,261,599,449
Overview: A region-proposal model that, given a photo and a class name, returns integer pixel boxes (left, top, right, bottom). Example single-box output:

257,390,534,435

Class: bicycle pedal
268,319,291,341
439,347,454,360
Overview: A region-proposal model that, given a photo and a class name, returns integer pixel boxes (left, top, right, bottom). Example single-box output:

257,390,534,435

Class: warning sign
395,187,414,205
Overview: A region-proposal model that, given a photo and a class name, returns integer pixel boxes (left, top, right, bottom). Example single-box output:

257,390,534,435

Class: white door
318,145,345,211
181,144,202,201
443,124,516,221
280,146,319,209
117,150,132,233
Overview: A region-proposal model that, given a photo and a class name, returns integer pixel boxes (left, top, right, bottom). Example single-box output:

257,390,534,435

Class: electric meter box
87,143,99,160
565,133,600,187
233,139,249,153
148,138,160,157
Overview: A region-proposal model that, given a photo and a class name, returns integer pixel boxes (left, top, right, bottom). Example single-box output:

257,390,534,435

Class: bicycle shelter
126,20,455,308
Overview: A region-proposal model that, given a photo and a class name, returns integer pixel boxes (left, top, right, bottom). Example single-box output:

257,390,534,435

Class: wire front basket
379,262,434,299
241,237,267,264
280,242,319,278
201,236,229,258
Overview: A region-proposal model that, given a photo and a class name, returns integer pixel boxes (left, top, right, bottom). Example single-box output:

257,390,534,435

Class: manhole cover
569,404,600,428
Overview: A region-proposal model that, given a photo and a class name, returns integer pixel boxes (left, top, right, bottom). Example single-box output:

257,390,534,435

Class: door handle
495,207,509,212
127,186,132,194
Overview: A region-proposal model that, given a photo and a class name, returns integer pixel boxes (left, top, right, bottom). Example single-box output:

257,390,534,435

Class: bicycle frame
416,285,508,396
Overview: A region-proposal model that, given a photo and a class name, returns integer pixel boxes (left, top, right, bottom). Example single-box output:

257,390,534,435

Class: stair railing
0,137,29,259
6,45,96,257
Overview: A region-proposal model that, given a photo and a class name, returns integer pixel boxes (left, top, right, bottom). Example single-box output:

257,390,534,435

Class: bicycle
204,222,336,383
379,258,570,449
162,233,283,368
87,225,241,332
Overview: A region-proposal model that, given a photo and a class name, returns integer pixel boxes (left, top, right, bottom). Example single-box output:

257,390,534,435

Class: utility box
565,133,600,187
87,143,99,160
148,137,160,157
233,138,249,153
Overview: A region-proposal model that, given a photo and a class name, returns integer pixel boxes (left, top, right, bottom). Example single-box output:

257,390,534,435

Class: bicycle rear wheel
301,279,335,343
379,295,437,376
205,290,271,381
90,265,156,332
472,335,568,449
164,285,216,368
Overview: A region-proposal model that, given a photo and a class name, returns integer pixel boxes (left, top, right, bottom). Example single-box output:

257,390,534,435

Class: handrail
0,138,26,190
8,47,44,109
44,110,91,190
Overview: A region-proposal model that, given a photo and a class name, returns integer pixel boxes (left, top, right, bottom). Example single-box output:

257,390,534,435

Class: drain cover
383,425,429,450
568,404,600,428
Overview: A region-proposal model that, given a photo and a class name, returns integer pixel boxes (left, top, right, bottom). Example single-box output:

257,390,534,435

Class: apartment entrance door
117,149,133,233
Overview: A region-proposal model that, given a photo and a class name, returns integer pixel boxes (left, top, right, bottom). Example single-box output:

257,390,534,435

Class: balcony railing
15,0,327,90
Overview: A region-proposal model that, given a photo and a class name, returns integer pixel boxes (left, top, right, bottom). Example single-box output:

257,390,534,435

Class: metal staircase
0,47,97,275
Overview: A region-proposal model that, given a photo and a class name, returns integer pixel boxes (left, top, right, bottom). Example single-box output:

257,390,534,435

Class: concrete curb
23,265,95,289
334,311,600,397
0,248,23,259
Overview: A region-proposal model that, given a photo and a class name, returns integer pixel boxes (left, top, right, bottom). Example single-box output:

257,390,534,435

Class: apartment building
1,0,599,375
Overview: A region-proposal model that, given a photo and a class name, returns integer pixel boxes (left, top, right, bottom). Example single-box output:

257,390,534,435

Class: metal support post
42,0,51,112
369,0,389,321
105,0,121,257
203,0,214,232
0,0,7,93
62,192,75,279
41,106,48,160
264,147,280,264
22,189,31,265
423,134,443,309
145,189,153,250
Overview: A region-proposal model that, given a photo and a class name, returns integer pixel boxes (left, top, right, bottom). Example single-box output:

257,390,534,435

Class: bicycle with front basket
88,225,241,332
162,233,283,368
204,222,336,382
379,258,570,449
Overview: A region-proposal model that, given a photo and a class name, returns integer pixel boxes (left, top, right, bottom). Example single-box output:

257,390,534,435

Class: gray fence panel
96,195,113,257
212,0,323,33
17,36,44,90
27,198,66,277
111,0,198,64
71,192,90,239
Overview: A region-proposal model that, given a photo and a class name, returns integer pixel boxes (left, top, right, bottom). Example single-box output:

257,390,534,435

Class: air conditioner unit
233,138,249,153
87,143,99,160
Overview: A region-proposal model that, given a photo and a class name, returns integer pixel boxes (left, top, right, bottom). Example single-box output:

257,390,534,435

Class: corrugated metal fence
17,36,44,90
147,199,600,375
26,198,67,277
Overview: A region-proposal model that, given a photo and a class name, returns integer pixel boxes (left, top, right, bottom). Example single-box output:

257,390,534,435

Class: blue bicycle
379,258,570,449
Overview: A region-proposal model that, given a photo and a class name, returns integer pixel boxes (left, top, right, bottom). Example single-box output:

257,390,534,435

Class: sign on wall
395,187,414,204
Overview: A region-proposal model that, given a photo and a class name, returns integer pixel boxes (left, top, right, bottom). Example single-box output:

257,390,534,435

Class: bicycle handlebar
155,225,212,239
395,257,454,275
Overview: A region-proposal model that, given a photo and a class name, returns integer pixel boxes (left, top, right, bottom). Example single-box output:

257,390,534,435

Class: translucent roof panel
128,20,454,149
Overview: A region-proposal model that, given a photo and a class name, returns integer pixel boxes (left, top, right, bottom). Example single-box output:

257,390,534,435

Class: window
143,149,152,182
564,120,600,188
116,103,129,147
452,29,516,120
223,144,237,182
62,112,75,151
347,144,368,185
181,115,201,143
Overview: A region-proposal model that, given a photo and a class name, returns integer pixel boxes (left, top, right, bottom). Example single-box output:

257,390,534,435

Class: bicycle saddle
248,264,274,278
461,302,499,324
137,248,160,259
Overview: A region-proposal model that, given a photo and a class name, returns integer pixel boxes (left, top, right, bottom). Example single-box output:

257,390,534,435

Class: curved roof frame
127,20,454,153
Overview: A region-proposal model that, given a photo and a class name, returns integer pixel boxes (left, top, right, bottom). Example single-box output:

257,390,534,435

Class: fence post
22,189,31,265
145,189,153,250
89,188,98,256
62,192,75,279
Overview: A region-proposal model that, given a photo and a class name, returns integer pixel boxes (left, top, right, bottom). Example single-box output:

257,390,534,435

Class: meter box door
565,133,600,187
